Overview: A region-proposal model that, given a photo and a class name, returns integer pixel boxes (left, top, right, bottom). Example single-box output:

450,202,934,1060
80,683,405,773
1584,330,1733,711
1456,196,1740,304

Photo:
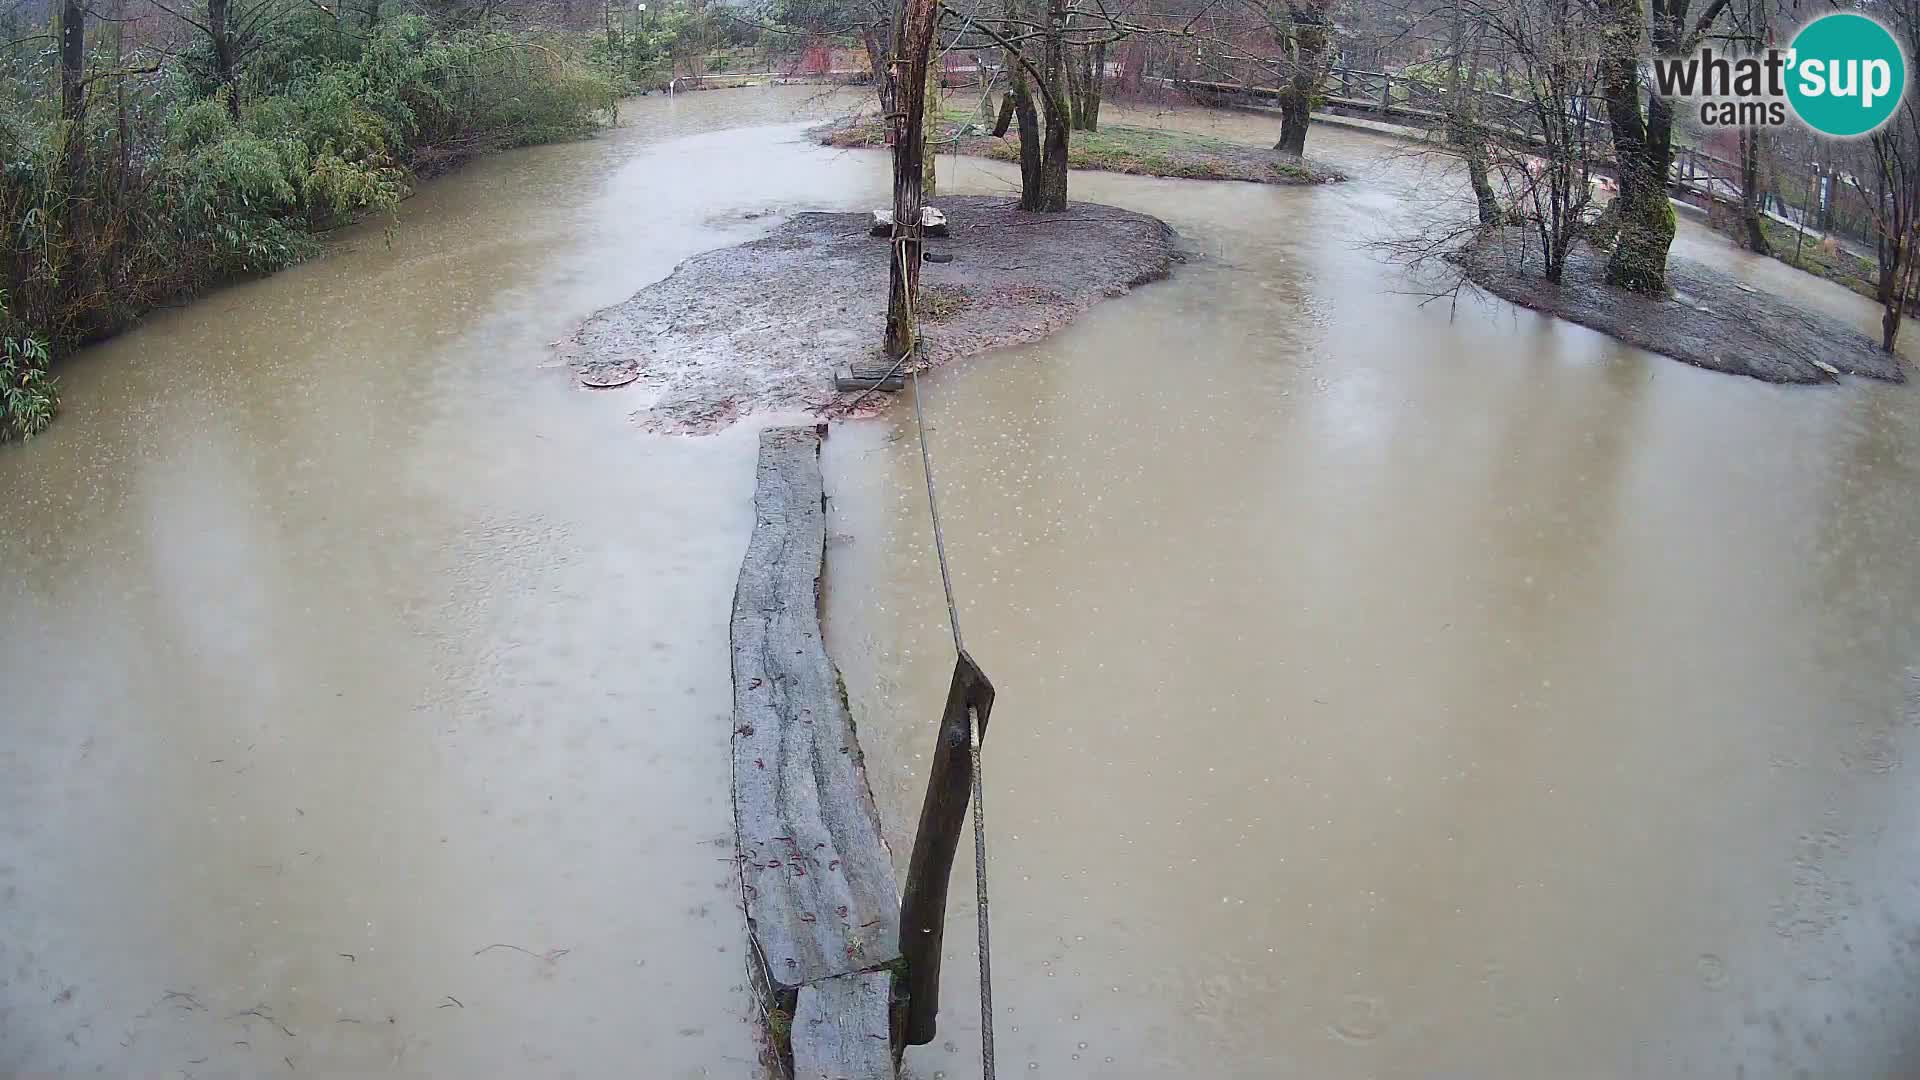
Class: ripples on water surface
2,86,1916,1078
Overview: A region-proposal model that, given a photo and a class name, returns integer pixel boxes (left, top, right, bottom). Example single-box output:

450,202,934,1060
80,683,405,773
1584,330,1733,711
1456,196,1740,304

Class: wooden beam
732,428,903,994
791,970,896,1080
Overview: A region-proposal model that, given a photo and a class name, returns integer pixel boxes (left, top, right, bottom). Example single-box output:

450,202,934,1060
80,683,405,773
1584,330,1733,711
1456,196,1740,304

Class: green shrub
0,295,54,441
0,15,612,426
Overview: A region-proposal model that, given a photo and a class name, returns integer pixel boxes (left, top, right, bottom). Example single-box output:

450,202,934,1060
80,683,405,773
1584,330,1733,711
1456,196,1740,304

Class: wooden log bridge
731,426,901,1079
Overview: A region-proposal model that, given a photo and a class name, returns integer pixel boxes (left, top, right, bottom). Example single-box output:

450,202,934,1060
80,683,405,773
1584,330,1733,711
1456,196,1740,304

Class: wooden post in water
884,0,939,358
898,652,996,1045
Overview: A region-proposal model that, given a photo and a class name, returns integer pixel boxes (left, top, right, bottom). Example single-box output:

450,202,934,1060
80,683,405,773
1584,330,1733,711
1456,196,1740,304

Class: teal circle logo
1787,13,1906,137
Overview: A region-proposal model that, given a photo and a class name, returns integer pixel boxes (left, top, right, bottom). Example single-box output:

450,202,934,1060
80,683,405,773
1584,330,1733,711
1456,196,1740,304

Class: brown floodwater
821,106,1920,1078
0,87,887,1078
3,85,1917,1079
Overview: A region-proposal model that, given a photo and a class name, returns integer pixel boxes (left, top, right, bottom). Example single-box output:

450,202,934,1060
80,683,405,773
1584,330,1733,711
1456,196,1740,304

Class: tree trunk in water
884,0,939,357
1598,0,1675,293
1738,127,1769,254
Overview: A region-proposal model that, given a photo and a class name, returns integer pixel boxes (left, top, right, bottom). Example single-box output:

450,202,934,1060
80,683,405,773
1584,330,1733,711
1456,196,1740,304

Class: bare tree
1384,0,1604,288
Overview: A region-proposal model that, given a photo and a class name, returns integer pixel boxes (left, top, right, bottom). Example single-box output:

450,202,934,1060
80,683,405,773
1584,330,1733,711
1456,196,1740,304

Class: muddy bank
814,115,1345,186
1461,228,1905,384
558,195,1180,432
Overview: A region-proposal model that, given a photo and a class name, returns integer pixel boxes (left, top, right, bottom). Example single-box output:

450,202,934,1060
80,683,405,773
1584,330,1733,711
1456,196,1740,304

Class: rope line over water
909,366,995,1080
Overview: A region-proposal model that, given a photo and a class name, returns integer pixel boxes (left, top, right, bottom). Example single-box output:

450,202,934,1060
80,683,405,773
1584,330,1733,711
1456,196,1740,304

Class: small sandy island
814,113,1346,186
558,195,1179,432
1461,228,1905,385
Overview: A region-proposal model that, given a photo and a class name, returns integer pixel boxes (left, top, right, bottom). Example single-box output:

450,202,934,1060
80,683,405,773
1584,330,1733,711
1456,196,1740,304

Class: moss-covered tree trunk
1598,0,1713,294
1598,27,1675,291
1272,1,1328,157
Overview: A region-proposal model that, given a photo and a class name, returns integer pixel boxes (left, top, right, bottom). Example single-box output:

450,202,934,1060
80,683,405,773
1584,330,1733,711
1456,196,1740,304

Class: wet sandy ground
557,197,1177,433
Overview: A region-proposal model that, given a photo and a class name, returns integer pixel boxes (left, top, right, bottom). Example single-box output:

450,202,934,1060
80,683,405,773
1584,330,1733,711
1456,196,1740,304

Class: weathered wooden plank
834,364,905,393
790,970,896,1080
898,651,995,1045
732,427,903,993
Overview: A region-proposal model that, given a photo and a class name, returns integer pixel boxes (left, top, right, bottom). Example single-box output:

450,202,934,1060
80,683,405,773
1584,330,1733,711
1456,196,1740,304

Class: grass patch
814,102,1343,185
1759,219,1882,302
918,284,971,322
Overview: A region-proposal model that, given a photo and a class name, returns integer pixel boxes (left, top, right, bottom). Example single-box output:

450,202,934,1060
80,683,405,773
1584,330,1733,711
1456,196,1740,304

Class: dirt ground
557,196,1180,432
1461,228,1906,385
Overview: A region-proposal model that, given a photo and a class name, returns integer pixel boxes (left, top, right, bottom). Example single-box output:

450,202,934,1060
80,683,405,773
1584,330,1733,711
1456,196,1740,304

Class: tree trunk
1032,0,1070,210
1010,70,1043,207
1003,0,1045,209
992,91,1013,136
1272,2,1328,157
862,26,892,114
58,0,85,185
364,0,380,29
883,0,939,357
208,0,239,118
1451,18,1498,225
1738,127,1769,254
1599,0,1678,293
1081,41,1104,130
1275,95,1308,155
1877,235,1905,350
1063,42,1085,129
923,57,939,196
1065,41,1102,130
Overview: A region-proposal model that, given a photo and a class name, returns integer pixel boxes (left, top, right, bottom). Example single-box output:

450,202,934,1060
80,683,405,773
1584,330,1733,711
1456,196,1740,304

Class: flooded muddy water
822,109,1920,1078
4,83,1917,1079
0,88,886,1078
